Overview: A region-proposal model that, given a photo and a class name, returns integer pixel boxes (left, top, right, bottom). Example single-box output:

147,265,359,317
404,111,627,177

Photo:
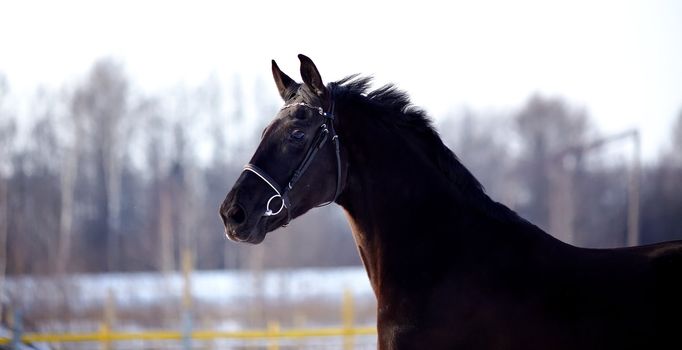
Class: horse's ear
272,60,297,100
298,54,327,97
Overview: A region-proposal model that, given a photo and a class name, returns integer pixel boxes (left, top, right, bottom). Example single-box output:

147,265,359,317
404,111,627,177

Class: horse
219,55,682,350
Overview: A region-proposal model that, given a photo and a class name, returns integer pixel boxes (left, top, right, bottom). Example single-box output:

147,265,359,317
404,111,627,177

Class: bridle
242,91,342,225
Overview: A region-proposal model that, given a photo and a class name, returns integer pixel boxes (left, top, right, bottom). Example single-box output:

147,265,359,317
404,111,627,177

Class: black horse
220,55,682,350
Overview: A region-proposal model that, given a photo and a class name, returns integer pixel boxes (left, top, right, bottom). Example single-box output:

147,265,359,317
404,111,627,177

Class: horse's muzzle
220,199,251,241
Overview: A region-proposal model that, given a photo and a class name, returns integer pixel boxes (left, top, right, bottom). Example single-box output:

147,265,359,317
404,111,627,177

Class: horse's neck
336,110,559,300
339,154,482,294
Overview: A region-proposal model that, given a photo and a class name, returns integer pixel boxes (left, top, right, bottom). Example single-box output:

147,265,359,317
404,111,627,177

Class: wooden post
100,288,115,350
553,129,642,247
548,155,576,245
249,245,265,328
627,130,641,246
342,288,355,350
98,322,110,350
267,321,280,350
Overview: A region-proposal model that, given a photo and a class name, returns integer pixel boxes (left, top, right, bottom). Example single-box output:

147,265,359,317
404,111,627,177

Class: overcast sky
1,0,680,159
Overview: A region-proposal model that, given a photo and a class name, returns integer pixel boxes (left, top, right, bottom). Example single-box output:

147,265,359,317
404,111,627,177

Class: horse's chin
243,232,267,245
226,225,265,244
226,215,287,244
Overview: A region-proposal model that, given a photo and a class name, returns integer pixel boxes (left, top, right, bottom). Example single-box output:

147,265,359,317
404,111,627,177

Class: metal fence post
181,249,193,350
10,309,22,350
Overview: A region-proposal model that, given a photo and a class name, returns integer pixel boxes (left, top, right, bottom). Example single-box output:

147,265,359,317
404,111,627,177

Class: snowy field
4,267,378,349
5,266,373,308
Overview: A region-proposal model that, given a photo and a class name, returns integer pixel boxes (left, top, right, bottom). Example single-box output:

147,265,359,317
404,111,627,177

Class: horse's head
219,55,344,244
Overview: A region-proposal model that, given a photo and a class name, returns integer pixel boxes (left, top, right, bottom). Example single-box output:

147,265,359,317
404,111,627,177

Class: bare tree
72,59,130,271
639,107,682,244
515,95,592,238
439,109,518,208
55,88,82,275
0,73,16,318
670,109,682,166
22,90,63,273
138,98,174,272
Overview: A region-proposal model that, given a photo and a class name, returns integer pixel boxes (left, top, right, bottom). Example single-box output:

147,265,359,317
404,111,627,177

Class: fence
1,281,377,349
2,253,378,349
0,325,377,350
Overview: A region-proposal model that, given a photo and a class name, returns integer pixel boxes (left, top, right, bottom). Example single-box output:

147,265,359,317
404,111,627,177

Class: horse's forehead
274,101,316,122
269,85,323,124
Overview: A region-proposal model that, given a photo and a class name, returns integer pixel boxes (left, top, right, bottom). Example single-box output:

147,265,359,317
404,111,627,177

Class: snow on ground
5,266,373,307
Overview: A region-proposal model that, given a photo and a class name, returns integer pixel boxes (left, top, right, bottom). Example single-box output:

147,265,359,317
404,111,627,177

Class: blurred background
0,0,681,349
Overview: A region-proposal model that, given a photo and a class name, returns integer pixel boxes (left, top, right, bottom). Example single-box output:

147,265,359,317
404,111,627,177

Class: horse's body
220,56,682,349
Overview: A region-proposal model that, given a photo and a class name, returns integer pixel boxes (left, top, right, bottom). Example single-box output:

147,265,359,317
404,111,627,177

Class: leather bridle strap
286,122,330,191
243,90,341,225
243,164,286,216
316,97,342,207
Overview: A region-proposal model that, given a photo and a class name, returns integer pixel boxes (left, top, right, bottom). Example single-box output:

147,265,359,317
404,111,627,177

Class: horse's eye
291,129,305,140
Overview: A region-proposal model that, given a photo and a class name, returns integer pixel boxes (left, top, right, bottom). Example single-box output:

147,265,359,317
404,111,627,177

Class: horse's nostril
227,205,246,225
219,209,229,227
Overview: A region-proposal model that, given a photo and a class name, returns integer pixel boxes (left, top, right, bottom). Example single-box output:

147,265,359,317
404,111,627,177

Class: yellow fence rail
0,326,377,344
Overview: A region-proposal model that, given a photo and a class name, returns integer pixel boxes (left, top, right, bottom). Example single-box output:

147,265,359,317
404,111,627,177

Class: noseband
242,94,342,225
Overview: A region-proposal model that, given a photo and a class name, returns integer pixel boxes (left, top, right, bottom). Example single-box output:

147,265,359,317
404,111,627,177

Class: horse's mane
330,75,525,224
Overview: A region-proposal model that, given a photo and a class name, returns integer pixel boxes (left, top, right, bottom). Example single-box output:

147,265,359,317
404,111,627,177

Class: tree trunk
57,139,78,275
159,187,175,272
0,178,8,319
